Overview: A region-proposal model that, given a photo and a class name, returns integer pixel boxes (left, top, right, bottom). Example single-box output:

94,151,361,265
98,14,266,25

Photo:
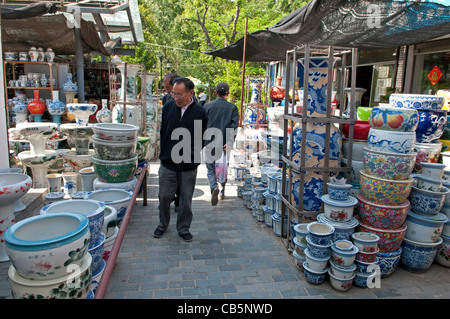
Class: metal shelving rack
279,44,358,250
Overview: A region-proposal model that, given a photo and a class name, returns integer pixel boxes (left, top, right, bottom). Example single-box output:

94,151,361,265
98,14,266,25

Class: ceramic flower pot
92,123,139,141
369,106,419,132
355,248,379,263
307,222,335,246
358,221,407,253
435,233,450,268
88,232,105,274
342,120,371,141
91,135,137,161
93,176,138,192
62,172,78,196
84,188,133,226
102,205,117,239
327,182,352,201
420,162,446,180
305,234,331,258
321,194,358,222
16,122,58,156
136,136,151,162
389,93,445,110
302,262,328,285
362,147,417,180
317,213,359,242
409,186,449,216
92,154,138,184
4,212,90,280
351,232,380,253
376,247,402,278
90,259,106,296
356,193,409,230
102,226,118,262
330,242,359,267
293,223,309,246
40,199,105,246
359,170,413,206
66,103,98,126
79,167,97,192
405,210,448,243
304,248,330,271
9,252,92,299
400,237,443,273
367,128,416,154
328,270,355,292
329,259,356,279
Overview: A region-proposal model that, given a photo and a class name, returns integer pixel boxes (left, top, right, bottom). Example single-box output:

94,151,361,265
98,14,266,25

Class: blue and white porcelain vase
62,73,78,93
297,57,339,117
12,98,28,124
47,91,66,126
250,78,264,104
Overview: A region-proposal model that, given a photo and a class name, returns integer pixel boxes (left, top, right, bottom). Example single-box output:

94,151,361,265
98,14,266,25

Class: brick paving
1,162,450,299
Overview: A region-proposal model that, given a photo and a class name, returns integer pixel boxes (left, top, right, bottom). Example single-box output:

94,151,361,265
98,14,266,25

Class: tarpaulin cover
1,10,110,56
207,0,450,62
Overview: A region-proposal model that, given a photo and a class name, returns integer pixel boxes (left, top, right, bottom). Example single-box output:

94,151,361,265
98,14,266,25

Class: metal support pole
239,17,248,127
74,19,85,102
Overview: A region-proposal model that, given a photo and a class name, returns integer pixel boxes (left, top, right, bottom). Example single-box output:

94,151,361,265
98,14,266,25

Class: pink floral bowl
357,221,407,253
359,170,414,206
362,147,417,180
356,193,409,230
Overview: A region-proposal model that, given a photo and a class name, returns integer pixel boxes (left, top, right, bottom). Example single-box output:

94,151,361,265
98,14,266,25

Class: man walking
155,77,208,241
204,82,239,206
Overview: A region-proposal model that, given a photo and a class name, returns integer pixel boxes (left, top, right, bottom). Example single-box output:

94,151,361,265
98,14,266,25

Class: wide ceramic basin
0,173,32,204
9,252,92,299
4,212,90,280
16,122,58,140
40,199,105,246
92,123,139,141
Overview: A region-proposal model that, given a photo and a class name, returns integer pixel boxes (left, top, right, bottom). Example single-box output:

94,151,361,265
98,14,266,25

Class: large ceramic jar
297,56,338,117
28,47,38,62
290,122,342,212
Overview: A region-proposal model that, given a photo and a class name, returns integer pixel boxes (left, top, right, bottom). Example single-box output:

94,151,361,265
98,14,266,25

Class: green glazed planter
93,154,138,183
136,136,151,162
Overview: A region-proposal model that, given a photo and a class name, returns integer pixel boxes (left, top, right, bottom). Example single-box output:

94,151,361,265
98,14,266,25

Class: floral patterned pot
356,193,409,230
351,232,380,253
91,135,137,161
328,270,355,292
321,194,358,222
359,170,413,206
389,93,445,110
357,221,407,253
405,210,447,243
317,213,358,242
92,153,138,183
369,106,419,132
9,252,91,299
400,237,442,273
376,247,402,278
362,147,417,180
435,233,450,268
4,212,89,280
409,186,449,216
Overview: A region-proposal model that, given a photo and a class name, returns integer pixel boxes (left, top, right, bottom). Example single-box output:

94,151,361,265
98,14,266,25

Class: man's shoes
211,187,219,206
219,193,225,200
179,232,193,242
153,228,165,238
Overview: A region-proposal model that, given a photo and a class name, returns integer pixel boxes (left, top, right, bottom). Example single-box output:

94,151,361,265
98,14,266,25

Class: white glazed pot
93,177,138,192
351,232,380,253
9,252,92,299
330,242,359,267
304,248,330,271
84,188,133,226
435,233,450,268
88,232,105,274
405,210,448,243
102,205,118,238
328,270,355,292
420,162,446,180
329,259,356,279
92,123,139,141
90,259,106,296
102,226,118,262
4,212,90,281
321,194,358,222
40,199,105,245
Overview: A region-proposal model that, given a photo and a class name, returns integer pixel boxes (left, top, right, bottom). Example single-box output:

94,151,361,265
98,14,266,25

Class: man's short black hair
173,77,195,91
164,73,179,85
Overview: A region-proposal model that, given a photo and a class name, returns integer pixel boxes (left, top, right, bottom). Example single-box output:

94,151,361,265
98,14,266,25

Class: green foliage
120,0,309,99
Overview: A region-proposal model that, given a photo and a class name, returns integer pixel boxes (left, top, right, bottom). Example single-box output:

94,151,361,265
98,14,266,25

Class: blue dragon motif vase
47,92,66,126
291,56,342,215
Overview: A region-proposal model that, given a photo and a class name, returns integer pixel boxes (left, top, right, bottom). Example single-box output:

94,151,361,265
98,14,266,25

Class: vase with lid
270,76,285,102
28,47,38,62
45,48,55,62
37,47,45,62
27,90,46,122
47,91,66,126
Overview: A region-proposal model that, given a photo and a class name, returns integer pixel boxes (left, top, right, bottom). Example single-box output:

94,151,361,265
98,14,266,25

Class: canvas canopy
207,0,450,62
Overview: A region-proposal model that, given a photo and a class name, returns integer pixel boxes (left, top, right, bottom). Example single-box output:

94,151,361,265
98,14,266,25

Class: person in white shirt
198,89,207,106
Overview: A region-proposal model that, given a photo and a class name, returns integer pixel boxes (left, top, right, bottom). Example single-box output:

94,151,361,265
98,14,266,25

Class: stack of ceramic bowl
302,222,334,285
388,94,446,173
4,213,92,299
401,164,449,273
242,174,253,210
261,165,281,228
91,123,139,191
350,232,380,286
341,120,370,185
328,239,358,291
292,223,309,270
318,179,359,241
